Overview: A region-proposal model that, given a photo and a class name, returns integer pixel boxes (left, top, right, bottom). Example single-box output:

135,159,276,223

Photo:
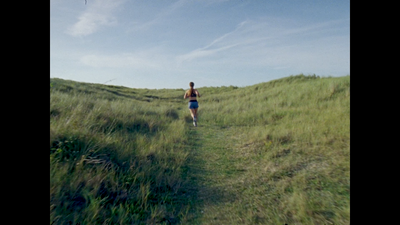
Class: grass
50,80,191,224
50,74,350,224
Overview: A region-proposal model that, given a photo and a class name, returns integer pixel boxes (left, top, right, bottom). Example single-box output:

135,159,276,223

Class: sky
50,0,350,89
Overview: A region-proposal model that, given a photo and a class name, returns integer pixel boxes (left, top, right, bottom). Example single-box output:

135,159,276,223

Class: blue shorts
188,101,199,109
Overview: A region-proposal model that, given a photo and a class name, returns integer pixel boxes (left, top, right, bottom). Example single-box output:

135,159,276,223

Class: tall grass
194,74,350,224
50,74,350,224
50,81,192,224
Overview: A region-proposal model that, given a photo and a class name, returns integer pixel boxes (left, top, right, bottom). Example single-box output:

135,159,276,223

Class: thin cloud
177,43,241,64
176,17,349,74
66,0,125,37
176,20,248,64
127,0,187,32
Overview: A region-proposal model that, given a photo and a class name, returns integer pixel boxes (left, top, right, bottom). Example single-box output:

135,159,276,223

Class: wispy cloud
127,0,232,33
176,20,248,64
66,0,126,37
177,17,348,65
127,0,187,32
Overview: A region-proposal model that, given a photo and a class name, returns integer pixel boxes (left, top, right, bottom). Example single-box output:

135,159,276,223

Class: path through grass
182,117,348,224
183,122,263,224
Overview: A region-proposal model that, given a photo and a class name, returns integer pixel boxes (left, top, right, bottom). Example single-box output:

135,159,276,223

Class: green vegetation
50,74,350,224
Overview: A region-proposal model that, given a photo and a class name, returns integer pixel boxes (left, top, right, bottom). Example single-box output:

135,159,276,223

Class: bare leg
193,108,198,120
189,109,196,119
189,108,198,126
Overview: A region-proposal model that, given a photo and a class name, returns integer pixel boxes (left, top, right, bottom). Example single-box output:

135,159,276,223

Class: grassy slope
50,79,191,224
189,75,350,224
50,75,350,224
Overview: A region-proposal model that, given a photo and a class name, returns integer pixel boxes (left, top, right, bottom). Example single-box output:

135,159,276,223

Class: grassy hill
50,74,350,224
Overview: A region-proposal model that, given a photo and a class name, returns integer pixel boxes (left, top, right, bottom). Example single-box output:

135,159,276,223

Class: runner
183,82,201,126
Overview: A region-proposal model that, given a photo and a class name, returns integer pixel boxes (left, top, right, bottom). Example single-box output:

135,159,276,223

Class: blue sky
50,0,350,89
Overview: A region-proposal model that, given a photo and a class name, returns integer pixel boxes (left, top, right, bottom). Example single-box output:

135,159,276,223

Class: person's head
188,82,195,95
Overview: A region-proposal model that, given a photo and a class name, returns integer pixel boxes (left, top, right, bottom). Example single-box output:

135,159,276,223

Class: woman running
184,82,201,126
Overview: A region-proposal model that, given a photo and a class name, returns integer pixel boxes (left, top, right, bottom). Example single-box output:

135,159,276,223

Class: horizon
51,74,347,91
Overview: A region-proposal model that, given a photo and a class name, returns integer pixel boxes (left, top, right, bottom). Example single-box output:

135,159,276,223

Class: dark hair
188,82,194,96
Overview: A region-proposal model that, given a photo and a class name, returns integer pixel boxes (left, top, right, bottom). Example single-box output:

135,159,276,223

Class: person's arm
183,91,188,99
196,89,200,97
